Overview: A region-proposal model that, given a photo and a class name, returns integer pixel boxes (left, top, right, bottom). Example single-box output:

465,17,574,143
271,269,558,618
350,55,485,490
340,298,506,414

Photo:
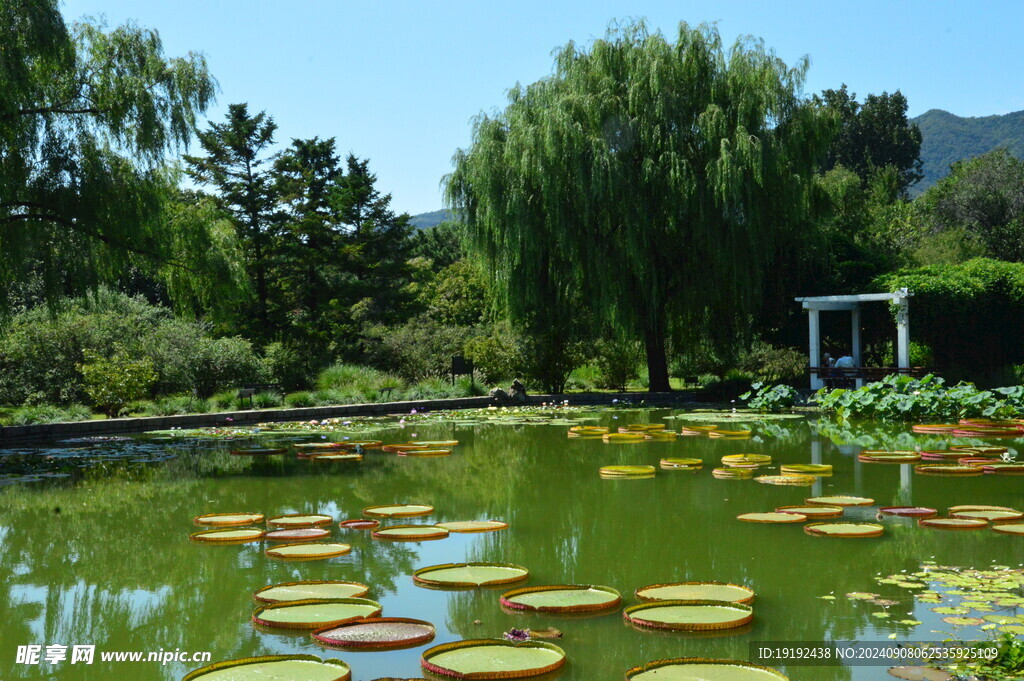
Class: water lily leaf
930,606,970,615
942,616,983,625
421,640,566,678
847,592,880,600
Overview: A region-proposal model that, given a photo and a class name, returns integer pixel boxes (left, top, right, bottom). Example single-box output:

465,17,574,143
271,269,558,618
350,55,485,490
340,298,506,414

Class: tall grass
2,404,92,425
316,363,404,402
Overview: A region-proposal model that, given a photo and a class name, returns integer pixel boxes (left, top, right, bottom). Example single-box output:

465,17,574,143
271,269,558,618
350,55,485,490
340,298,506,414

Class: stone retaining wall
0,392,696,445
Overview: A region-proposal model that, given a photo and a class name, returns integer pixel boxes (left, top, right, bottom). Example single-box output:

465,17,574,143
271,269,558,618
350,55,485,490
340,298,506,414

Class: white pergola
795,288,912,389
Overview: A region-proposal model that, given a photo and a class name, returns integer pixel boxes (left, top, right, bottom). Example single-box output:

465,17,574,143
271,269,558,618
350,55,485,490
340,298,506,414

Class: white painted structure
795,288,912,389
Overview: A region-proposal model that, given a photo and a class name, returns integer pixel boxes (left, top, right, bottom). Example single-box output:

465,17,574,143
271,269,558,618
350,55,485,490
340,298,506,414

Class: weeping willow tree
0,0,219,315
447,21,832,391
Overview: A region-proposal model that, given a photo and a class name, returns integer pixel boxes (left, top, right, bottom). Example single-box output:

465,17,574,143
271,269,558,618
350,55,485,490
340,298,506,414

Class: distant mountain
912,108,1024,194
408,209,455,230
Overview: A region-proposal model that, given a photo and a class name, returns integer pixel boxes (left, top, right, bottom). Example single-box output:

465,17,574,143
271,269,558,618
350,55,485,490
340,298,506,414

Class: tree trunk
642,312,671,392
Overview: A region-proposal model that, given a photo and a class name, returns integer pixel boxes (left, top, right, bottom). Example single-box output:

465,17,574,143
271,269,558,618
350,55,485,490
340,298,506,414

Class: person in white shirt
833,353,855,387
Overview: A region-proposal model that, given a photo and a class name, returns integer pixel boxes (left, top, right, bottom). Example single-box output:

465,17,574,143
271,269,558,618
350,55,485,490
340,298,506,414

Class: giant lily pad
182,655,351,681
879,506,937,518
600,465,656,477
805,496,874,507
254,581,369,603
918,518,988,530
265,542,351,560
776,505,844,518
194,512,264,526
950,509,1023,522
915,464,983,476
413,562,530,588
623,600,753,630
408,439,459,447
313,617,435,649
252,598,382,629
661,458,703,470
712,468,754,479
500,585,621,613
626,658,788,681
434,520,508,533
992,523,1024,535
634,582,755,604
722,454,771,466
190,528,264,543
755,474,816,486
602,433,646,443
363,504,434,518
397,449,450,457
338,519,380,530
569,426,608,435
267,513,334,528
737,512,806,523
859,451,922,463
948,504,1017,513
264,528,331,542
779,464,832,476
804,523,884,538
421,639,566,678
372,525,449,541
309,453,363,462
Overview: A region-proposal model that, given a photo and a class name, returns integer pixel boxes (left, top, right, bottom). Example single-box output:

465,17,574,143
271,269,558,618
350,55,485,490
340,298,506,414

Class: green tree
446,22,831,391
0,1,215,314
818,85,923,194
918,149,1024,262
185,104,279,334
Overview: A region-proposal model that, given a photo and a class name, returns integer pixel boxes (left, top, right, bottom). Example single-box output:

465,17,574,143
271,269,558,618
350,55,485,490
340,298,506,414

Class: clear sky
61,0,1024,216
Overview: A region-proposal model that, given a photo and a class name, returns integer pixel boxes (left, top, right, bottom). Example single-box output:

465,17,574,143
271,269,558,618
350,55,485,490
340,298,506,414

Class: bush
316,363,403,400
736,342,808,385
813,373,1024,421
262,342,314,392
593,338,643,391
566,364,601,391
463,326,524,385
141,394,210,416
284,391,317,408
740,382,799,412
2,404,92,425
362,317,471,381
210,390,241,411
78,352,158,417
252,391,283,409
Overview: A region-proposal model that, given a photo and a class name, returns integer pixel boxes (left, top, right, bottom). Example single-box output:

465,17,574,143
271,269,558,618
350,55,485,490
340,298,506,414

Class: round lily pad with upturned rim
806,495,874,507
623,600,753,631
254,581,369,603
190,528,264,543
413,562,530,588
434,520,508,533
917,517,988,530
312,617,435,650
569,426,608,435
421,639,566,679
660,458,702,470
858,451,922,463
625,657,788,681
780,464,832,475
310,452,364,462
265,542,352,560
194,512,264,526
722,454,771,465
804,522,884,538
252,598,382,629
950,509,1023,522
949,504,1017,513
412,440,459,447
338,440,382,449
600,465,656,477
372,525,449,541
182,655,351,681
915,464,984,476
713,468,753,479
363,504,434,518
398,449,451,457
992,523,1024,535
500,584,621,613
382,443,430,452
267,513,334,528
776,505,844,518
634,582,755,605
755,474,816,486
738,512,807,523
602,433,646,442
880,506,938,518
264,528,331,542
339,518,380,530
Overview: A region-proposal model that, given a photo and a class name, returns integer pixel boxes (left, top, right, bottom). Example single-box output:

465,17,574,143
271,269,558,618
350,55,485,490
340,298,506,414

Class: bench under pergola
795,288,912,390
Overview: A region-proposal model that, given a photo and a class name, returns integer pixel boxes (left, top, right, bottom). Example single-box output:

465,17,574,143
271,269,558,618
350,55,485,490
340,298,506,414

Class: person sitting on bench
833,352,855,388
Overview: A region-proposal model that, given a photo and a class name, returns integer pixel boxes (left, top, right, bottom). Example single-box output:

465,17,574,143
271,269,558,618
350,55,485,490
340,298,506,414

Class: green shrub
593,338,643,391
566,364,601,391
813,373,1024,421
78,352,158,417
463,327,524,385
3,404,92,425
143,394,209,416
362,317,471,381
312,389,347,406
740,382,799,412
252,391,283,409
284,391,317,408
210,390,241,411
736,342,808,385
262,342,313,392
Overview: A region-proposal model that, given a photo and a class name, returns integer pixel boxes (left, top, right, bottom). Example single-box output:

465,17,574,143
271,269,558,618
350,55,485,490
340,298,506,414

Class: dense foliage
813,373,1024,421
912,108,1024,193
740,382,799,413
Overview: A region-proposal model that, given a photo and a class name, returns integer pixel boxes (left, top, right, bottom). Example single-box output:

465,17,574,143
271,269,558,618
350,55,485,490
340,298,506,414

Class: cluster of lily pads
826,562,1024,680
858,442,1023,476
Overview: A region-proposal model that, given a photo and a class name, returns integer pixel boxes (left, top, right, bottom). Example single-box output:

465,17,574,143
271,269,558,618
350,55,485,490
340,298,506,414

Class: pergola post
895,294,910,369
851,305,862,388
808,308,822,390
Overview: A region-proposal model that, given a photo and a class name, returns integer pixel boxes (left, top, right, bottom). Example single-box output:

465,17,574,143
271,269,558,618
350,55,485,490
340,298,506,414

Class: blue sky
62,0,1024,215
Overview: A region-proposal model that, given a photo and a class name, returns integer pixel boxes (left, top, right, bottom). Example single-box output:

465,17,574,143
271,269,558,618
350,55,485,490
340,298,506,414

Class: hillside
409,209,454,230
912,108,1024,193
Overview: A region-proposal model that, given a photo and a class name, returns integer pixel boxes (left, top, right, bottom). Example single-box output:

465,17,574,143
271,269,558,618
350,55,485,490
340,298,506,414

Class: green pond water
0,408,1022,681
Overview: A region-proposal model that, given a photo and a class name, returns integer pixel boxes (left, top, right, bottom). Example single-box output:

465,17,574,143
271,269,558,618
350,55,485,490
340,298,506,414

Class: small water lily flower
410,408,417,414
503,628,530,642
225,417,234,423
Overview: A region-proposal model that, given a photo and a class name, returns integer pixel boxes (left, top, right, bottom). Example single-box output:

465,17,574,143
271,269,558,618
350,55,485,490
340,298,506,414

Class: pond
0,407,1021,681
